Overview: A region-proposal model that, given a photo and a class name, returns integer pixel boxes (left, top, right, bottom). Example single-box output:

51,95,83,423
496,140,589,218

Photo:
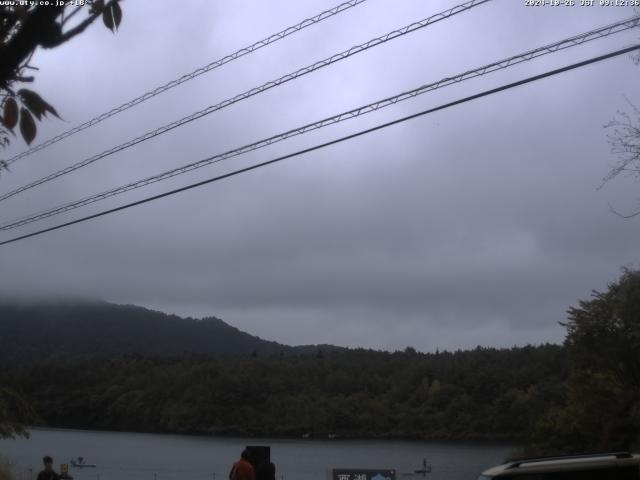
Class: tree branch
60,4,83,27
0,6,63,84
0,2,119,85
54,1,118,47
608,202,640,219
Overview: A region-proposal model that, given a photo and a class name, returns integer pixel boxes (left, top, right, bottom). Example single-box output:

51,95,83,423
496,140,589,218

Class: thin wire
2,16,638,231
0,0,491,203
2,0,369,166
1,44,637,247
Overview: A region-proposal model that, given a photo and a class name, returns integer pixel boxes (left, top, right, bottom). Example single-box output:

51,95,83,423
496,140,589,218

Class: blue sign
332,469,396,480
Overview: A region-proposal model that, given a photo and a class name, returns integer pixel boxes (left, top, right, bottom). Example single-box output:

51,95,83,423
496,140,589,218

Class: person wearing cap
37,456,60,480
229,449,255,480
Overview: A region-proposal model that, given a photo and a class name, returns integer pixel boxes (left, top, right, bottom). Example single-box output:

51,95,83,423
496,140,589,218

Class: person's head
241,449,251,461
43,456,53,471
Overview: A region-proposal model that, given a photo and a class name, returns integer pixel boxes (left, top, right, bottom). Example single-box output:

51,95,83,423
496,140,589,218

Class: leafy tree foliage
0,387,36,439
0,0,123,157
530,269,640,454
0,345,567,441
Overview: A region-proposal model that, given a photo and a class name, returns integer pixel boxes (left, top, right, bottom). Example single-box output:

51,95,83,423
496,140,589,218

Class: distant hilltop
0,300,344,363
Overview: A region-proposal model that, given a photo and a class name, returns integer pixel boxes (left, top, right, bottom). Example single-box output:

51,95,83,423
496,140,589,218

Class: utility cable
1,17,637,231
0,0,491,202
2,0,370,166
0,44,636,247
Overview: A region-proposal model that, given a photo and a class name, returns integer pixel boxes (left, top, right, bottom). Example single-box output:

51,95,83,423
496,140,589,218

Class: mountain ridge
0,299,343,363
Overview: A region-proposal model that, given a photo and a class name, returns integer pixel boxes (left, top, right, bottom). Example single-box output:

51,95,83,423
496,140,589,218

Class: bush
0,458,17,480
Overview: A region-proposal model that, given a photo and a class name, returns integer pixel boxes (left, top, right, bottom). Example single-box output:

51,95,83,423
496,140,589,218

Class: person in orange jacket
229,449,256,480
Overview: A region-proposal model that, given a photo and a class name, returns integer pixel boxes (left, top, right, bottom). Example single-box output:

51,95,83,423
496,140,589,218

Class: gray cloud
1,0,639,351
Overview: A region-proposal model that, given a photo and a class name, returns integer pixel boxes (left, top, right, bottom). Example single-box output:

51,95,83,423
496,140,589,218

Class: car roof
481,452,640,477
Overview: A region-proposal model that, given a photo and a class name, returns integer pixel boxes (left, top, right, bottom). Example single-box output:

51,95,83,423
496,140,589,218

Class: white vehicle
478,451,640,479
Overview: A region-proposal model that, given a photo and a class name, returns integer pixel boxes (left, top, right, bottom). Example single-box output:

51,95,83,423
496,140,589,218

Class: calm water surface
0,429,514,480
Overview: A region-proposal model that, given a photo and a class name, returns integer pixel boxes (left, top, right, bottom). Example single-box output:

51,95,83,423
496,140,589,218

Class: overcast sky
0,0,639,351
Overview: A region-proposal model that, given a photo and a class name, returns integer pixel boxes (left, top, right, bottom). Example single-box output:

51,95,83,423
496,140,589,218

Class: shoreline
20,426,520,446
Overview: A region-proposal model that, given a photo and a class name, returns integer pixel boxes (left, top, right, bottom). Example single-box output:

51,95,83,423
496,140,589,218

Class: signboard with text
332,469,396,480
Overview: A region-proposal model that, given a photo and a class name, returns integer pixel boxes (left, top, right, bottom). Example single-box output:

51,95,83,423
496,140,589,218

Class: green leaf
102,2,122,32
18,89,60,121
102,4,114,32
19,108,36,145
112,1,122,30
3,97,18,130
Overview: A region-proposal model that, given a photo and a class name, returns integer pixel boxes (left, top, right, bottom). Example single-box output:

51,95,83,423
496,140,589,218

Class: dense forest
1,269,638,454
0,345,567,441
0,301,342,362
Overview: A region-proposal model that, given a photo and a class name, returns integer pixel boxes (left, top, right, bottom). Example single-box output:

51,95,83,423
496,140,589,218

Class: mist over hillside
0,300,343,363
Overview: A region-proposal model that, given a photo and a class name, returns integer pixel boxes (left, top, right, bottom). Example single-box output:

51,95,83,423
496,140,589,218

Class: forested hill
0,300,342,363
1,345,568,440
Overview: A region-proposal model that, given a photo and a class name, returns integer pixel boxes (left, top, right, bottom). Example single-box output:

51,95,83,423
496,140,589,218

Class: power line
2,0,369,167
2,16,637,231
1,44,637,248
0,0,491,203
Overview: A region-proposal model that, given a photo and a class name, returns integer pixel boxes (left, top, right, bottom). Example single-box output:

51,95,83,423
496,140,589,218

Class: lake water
0,429,514,480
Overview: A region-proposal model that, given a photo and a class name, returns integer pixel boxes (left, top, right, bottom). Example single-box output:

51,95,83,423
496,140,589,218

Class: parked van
478,451,640,479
